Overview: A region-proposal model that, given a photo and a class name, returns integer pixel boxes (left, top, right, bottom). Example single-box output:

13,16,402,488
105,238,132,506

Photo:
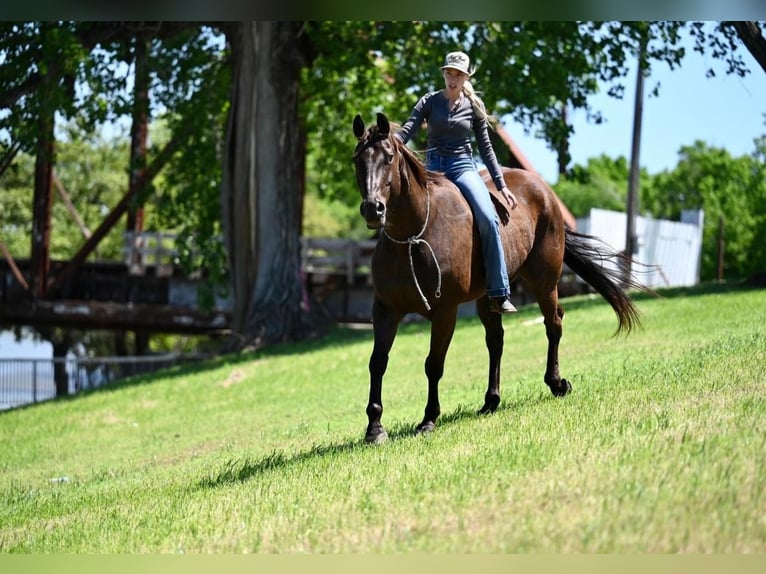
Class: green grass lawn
1,282,764,552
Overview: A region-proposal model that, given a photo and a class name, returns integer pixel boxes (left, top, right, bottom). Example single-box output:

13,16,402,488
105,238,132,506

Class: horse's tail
564,229,643,335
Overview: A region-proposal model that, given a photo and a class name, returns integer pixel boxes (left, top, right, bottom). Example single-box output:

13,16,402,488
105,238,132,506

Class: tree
299,21,754,210
0,22,228,285
4,20,765,354
710,21,766,75
553,155,630,218
219,22,315,348
644,138,766,280
1,22,230,377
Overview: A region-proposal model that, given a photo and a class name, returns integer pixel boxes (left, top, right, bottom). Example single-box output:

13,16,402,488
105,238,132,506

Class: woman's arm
396,92,433,144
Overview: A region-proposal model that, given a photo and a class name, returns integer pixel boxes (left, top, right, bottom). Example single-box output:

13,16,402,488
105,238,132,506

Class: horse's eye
386,154,394,165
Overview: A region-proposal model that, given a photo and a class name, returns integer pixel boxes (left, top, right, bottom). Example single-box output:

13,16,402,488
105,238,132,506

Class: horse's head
352,112,400,229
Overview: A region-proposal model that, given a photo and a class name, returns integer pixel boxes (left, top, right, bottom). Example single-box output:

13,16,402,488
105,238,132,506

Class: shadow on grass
197,391,551,489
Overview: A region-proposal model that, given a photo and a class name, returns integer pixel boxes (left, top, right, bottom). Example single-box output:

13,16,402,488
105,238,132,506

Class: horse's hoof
549,378,572,397
365,426,388,444
415,421,435,434
479,394,501,414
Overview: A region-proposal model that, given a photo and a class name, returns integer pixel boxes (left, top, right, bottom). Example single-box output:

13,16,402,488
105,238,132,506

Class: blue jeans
426,152,510,298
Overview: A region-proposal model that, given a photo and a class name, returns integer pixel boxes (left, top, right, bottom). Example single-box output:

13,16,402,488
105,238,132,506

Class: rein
382,186,443,311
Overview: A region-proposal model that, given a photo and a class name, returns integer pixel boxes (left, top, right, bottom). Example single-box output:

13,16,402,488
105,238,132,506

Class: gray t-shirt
396,90,505,191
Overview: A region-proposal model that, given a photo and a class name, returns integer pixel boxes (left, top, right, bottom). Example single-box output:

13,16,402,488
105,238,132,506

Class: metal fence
0,354,204,411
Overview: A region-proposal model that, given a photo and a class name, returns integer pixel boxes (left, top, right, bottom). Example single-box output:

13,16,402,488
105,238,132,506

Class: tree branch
0,140,21,178
729,21,766,75
46,126,187,295
0,22,201,111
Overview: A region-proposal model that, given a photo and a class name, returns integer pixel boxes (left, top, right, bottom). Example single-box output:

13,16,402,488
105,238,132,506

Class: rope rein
382,187,442,311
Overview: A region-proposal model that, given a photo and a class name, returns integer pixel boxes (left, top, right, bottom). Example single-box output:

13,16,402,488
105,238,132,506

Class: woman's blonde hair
462,79,496,128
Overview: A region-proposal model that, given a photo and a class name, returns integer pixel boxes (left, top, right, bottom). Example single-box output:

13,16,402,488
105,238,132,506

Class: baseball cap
440,51,474,76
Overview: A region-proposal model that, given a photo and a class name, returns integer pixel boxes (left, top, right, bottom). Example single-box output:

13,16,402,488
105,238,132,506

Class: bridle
357,134,443,312
382,186,442,311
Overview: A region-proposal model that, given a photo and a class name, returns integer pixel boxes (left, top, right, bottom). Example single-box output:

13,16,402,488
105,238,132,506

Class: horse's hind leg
538,289,571,397
416,309,458,434
366,298,403,444
476,296,504,413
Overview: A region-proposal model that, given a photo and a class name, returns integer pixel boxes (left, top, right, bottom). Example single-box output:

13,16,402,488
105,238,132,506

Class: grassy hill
1,282,764,552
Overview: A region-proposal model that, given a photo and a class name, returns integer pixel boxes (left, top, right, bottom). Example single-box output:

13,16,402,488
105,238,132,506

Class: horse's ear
353,114,365,139
376,112,390,137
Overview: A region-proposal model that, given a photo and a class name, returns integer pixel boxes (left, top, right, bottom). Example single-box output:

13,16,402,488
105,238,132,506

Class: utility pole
625,32,647,280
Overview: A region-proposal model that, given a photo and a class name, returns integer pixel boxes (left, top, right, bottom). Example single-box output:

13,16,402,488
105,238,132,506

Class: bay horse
352,112,641,444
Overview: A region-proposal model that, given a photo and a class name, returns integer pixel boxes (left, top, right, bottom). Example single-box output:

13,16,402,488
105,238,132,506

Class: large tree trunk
221,22,316,349
30,24,57,299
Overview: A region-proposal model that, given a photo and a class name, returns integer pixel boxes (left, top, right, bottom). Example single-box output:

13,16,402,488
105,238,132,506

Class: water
0,329,52,360
0,333,202,410
1,330,57,409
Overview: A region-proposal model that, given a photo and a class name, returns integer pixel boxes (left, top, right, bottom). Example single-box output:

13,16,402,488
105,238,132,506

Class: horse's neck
386,178,430,241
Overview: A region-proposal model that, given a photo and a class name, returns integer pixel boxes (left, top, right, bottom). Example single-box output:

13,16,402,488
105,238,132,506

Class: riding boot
489,296,517,314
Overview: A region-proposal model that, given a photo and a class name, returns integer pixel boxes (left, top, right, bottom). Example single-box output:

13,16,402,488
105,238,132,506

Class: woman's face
442,68,468,92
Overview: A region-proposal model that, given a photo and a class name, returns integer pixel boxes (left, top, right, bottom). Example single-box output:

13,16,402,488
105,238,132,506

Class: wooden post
128,35,150,270
625,32,647,280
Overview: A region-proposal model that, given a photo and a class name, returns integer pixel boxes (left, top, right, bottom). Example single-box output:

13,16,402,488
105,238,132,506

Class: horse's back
429,165,565,286
477,167,565,269
496,167,567,287
371,164,565,313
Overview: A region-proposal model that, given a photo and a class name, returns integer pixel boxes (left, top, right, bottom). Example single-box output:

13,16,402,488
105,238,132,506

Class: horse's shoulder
428,173,472,214
427,171,459,195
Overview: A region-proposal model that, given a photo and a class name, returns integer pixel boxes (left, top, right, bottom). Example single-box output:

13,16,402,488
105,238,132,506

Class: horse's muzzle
360,199,385,229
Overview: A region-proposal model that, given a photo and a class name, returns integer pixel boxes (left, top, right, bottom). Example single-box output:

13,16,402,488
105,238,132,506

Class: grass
0,282,764,552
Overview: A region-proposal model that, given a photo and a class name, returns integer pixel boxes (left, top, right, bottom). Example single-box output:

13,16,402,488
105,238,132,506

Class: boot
489,296,517,314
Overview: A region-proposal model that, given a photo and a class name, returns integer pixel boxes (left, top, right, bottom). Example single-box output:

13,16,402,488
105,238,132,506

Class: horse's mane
386,124,448,192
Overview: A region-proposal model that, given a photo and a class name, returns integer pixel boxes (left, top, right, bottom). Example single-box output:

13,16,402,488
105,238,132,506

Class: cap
440,51,474,76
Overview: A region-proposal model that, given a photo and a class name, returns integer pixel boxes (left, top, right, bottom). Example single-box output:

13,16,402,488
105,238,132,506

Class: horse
352,112,642,444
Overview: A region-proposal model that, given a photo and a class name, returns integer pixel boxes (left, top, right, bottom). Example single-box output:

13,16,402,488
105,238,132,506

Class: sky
501,37,766,184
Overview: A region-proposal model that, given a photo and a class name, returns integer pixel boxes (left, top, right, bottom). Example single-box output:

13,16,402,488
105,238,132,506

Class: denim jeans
426,151,510,298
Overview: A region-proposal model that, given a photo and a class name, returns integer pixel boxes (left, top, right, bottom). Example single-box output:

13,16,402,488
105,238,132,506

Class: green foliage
645,139,766,280
0,285,764,551
298,21,753,239
301,193,370,240
553,154,631,217
0,22,132,150
3,21,759,252
135,27,232,301
0,23,78,149
551,131,766,283
300,22,442,209
0,151,35,255
2,20,763,314
0,124,130,261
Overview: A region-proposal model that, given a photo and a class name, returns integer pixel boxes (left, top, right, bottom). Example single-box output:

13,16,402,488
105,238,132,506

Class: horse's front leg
417,308,458,434
366,297,403,444
476,296,504,413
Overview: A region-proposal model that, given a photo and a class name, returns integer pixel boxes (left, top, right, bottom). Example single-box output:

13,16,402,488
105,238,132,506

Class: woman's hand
500,187,518,210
